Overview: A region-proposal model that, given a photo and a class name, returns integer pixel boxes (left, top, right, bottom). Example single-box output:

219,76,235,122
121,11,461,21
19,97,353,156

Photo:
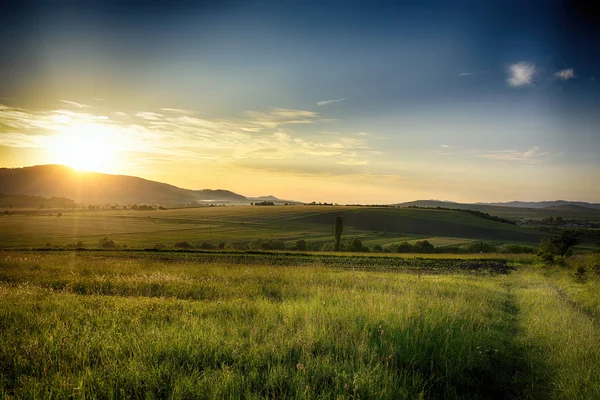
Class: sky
1,0,599,204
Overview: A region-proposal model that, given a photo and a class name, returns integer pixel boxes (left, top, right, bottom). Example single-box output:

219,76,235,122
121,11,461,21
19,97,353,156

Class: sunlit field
1,252,599,399
0,206,549,250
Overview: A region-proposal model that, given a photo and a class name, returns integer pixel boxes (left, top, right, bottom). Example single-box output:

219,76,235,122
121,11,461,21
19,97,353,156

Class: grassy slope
399,201,600,221
0,206,546,249
1,252,600,399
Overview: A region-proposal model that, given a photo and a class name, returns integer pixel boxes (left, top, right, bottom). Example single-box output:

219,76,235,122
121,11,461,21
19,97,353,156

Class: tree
334,217,343,251
414,240,435,253
295,239,307,251
538,228,583,262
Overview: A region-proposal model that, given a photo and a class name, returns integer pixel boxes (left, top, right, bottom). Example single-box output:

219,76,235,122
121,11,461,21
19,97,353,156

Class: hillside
0,165,247,205
479,200,600,210
396,200,600,221
0,205,550,249
296,207,545,243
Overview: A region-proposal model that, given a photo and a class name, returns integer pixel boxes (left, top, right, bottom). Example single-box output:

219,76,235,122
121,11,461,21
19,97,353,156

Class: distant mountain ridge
476,200,600,210
247,195,303,204
0,165,247,205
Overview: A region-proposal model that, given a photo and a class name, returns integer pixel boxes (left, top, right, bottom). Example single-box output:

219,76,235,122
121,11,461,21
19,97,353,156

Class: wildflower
296,363,304,370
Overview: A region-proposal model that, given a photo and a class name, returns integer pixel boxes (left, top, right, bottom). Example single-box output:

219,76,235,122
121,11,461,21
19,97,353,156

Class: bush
249,238,286,251
153,243,166,250
464,241,497,253
414,240,436,254
348,238,369,252
498,243,536,254
295,239,307,251
373,244,383,252
99,237,117,249
218,242,226,250
66,240,85,249
197,241,214,250
174,241,193,249
397,242,415,253
57,212,63,217
574,266,587,281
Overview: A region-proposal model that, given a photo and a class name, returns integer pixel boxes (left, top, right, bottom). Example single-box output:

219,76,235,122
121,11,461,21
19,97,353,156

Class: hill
0,165,247,205
479,200,600,210
396,200,600,221
0,205,550,249
296,207,544,243
247,195,303,204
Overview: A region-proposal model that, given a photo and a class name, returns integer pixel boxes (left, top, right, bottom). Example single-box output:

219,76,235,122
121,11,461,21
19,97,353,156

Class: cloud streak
507,62,536,87
476,147,548,165
317,97,347,106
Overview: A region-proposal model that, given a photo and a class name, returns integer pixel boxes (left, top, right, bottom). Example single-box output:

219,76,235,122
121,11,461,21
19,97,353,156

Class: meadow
0,206,549,250
1,251,600,399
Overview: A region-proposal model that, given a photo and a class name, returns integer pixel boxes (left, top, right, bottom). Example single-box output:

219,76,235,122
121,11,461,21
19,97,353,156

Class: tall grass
1,252,599,399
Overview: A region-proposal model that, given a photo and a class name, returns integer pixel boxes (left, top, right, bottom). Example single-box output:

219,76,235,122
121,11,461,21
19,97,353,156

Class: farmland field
1,251,600,399
0,206,549,250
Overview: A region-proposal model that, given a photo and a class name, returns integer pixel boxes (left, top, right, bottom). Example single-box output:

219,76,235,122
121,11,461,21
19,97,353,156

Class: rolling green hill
397,200,600,221
0,205,548,249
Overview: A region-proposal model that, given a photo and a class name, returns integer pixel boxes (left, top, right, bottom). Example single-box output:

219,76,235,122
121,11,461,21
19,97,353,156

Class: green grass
1,251,600,399
0,205,549,250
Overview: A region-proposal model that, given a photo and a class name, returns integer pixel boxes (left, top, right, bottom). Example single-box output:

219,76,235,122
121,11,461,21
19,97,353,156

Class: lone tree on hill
334,217,343,251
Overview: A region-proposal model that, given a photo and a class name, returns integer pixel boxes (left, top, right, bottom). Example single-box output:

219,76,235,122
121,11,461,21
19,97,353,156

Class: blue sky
1,0,599,203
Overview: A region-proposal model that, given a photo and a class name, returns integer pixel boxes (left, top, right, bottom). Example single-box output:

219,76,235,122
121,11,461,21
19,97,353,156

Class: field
0,206,549,250
2,251,600,399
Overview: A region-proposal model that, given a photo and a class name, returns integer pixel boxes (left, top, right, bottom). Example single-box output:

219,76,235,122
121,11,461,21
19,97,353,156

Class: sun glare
49,122,118,173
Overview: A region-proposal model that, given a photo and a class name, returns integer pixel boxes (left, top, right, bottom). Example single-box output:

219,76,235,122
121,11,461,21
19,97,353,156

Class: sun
49,122,119,173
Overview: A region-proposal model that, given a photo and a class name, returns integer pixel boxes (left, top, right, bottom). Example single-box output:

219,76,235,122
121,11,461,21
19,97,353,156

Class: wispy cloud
59,100,90,109
476,147,548,165
441,144,453,149
161,108,193,114
457,70,485,77
554,68,576,80
317,97,347,106
507,62,536,87
0,103,375,170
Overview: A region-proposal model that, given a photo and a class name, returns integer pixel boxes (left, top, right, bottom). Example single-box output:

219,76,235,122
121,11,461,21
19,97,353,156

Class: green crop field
1,251,600,399
0,206,549,250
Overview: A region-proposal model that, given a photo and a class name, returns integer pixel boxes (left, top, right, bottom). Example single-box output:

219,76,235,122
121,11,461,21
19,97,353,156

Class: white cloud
476,147,548,165
441,144,453,148
317,97,347,106
554,68,576,80
507,62,536,87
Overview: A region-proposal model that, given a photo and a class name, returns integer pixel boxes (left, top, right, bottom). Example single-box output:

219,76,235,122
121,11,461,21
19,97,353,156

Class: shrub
174,241,193,249
197,241,214,250
498,243,536,254
574,266,587,281
99,237,117,249
414,240,436,254
218,242,226,250
373,244,383,252
348,238,369,252
66,240,85,249
397,242,414,253
57,212,63,217
249,238,286,251
464,241,497,253
295,239,307,251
